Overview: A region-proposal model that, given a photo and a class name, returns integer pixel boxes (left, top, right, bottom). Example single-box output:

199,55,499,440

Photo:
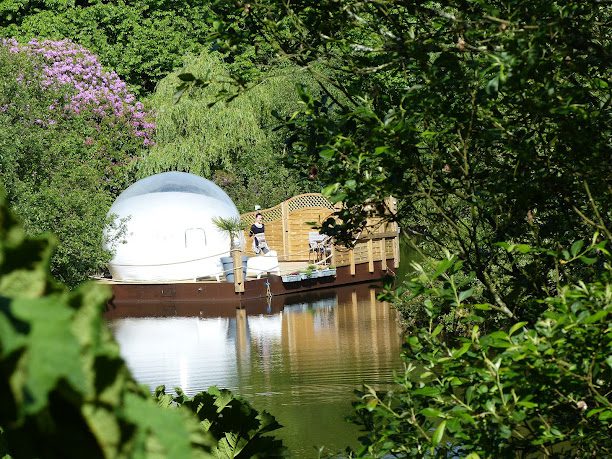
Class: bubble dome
105,172,241,281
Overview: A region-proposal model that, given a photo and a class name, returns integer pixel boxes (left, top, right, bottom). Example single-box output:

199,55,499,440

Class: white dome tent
105,171,242,281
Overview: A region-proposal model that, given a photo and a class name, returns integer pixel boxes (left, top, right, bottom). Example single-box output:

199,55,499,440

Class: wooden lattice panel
385,239,394,259
242,203,284,225
353,244,369,264
287,194,335,212
372,243,383,259
333,249,351,266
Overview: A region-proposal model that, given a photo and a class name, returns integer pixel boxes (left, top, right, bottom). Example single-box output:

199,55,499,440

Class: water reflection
107,284,403,458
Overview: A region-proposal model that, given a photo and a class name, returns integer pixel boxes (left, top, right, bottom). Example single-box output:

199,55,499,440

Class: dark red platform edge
106,259,395,310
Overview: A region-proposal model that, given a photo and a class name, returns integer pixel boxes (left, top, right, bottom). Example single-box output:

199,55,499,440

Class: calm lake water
107,284,403,457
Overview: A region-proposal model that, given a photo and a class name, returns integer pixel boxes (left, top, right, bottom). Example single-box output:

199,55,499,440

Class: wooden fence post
281,200,289,261
392,224,400,268
380,238,387,270
232,248,245,293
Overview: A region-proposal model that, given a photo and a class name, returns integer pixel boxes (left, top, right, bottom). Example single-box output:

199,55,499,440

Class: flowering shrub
0,41,151,284
2,38,154,145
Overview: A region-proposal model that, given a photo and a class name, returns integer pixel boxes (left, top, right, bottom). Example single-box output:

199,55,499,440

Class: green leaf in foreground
0,191,286,458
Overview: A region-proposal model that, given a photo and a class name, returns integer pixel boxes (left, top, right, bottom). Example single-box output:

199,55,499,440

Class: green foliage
212,215,246,250
353,241,611,458
207,2,611,455
141,51,318,212
0,44,142,286
212,216,247,234
0,0,215,94
387,234,612,332
0,190,286,458
386,251,484,334
0,188,56,298
155,386,286,458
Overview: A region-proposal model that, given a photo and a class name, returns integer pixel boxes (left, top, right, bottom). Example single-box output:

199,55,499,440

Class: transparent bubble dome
113,171,235,208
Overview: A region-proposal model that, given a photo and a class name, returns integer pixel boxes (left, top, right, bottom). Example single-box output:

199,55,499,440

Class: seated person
249,212,270,255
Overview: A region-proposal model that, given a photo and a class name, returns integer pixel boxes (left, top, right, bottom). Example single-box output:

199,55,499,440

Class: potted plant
282,272,302,283
300,264,318,280
320,265,337,277
212,216,247,283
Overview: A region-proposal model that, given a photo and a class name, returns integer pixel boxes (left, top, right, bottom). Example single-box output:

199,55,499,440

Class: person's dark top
249,222,270,254
249,223,265,237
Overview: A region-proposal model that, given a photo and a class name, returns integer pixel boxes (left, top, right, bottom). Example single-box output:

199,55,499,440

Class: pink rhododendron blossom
1,38,155,145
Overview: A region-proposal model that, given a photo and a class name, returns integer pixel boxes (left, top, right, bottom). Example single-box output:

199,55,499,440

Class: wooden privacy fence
241,194,400,271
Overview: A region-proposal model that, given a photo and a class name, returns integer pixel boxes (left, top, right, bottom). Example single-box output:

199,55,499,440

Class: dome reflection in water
106,284,403,458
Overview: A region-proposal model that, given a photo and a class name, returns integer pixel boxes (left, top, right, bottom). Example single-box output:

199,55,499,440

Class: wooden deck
97,261,311,285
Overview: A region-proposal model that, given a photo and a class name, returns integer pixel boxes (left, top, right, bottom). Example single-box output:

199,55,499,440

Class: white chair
308,232,331,263
195,258,223,282
247,250,280,278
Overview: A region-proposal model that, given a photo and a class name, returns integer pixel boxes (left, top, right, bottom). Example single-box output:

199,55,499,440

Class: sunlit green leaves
4,295,86,415
142,51,317,212
122,393,212,458
431,420,446,447
154,386,286,458
353,244,612,458
0,212,54,298
420,407,443,418
207,0,611,332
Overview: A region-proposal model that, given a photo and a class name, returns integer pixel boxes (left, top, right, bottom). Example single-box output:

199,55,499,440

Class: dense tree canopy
0,0,609,456
140,51,319,212
0,0,215,94
207,0,611,319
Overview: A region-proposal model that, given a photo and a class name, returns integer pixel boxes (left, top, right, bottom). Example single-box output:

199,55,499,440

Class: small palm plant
212,216,247,288
212,216,246,250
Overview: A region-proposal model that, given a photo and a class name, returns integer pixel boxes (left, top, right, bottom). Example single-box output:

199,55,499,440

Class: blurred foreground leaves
0,191,285,458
